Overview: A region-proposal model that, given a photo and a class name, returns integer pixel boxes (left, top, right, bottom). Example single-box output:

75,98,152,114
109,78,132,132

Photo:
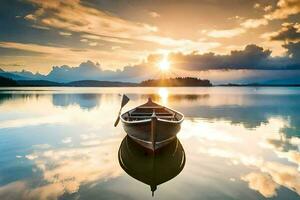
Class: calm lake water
0,87,300,200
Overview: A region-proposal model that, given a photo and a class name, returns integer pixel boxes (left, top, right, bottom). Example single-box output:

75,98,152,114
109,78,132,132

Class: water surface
0,87,300,200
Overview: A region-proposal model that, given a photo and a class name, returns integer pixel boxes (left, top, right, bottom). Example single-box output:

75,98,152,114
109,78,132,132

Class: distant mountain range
0,61,104,82
0,61,145,83
0,76,138,87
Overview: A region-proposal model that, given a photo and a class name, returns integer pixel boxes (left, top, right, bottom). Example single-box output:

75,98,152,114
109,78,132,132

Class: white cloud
32,144,51,149
25,154,38,160
59,32,72,36
81,34,132,44
88,42,98,47
149,11,160,18
241,18,268,28
31,24,50,30
24,14,37,21
80,38,88,42
112,46,121,50
80,133,98,140
62,137,72,144
207,28,245,38
254,3,261,9
264,5,273,12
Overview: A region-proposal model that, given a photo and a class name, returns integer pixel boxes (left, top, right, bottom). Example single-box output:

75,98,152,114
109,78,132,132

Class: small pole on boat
151,111,157,152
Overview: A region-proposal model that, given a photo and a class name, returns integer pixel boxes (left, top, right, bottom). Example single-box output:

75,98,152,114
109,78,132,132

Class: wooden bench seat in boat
128,115,175,119
130,112,173,116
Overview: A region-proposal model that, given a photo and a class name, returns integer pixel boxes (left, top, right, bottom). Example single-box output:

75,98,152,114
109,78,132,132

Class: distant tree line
0,76,18,86
140,77,212,87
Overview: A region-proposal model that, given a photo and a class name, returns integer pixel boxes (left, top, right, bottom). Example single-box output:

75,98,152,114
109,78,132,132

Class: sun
158,57,170,71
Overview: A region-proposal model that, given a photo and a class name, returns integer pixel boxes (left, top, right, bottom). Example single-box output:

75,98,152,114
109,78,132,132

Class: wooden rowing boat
120,97,184,151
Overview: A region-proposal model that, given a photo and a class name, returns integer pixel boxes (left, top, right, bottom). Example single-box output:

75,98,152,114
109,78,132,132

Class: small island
140,77,212,87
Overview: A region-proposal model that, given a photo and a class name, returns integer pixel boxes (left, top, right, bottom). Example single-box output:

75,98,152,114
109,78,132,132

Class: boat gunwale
120,105,184,124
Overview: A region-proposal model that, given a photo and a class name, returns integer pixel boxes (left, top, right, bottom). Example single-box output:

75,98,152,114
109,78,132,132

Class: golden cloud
26,0,157,39
24,0,180,48
81,34,133,44
24,0,218,55
0,41,147,71
265,0,300,20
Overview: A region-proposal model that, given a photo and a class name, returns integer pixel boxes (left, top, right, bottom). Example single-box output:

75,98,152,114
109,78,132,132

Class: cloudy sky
0,0,299,83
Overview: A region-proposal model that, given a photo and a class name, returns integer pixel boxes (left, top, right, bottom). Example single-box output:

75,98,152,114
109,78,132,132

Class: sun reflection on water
157,87,169,105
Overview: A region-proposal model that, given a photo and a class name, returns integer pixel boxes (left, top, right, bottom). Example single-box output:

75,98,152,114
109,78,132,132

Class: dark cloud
150,43,300,71
283,41,300,63
271,23,300,41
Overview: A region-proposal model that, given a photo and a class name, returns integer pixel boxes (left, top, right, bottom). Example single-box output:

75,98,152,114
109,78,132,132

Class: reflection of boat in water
120,98,184,151
118,136,186,196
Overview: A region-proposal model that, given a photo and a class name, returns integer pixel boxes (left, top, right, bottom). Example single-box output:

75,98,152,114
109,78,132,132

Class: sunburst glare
158,56,170,71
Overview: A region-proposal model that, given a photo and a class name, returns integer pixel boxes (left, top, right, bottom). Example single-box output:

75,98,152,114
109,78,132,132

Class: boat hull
122,119,181,151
